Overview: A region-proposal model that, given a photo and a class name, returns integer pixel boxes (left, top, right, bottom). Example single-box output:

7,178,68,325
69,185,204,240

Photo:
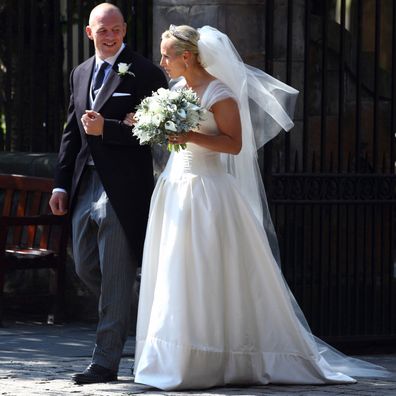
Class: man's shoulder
72,56,94,75
122,47,163,76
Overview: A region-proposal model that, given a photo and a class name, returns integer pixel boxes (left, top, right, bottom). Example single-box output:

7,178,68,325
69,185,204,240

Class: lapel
92,68,121,111
74,57,95,114
93,46,135,112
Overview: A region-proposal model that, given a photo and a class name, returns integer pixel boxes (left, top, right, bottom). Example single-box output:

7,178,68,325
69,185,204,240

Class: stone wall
153,0,267,67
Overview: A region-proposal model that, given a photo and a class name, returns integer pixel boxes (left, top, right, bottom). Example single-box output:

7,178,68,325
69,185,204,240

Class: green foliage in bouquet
133,87,205,152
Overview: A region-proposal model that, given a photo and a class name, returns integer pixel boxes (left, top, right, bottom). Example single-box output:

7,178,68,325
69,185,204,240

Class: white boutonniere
117,62,135,77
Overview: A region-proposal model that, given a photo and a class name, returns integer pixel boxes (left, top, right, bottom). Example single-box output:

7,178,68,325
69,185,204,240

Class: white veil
196,25,390,378
198,26,298,264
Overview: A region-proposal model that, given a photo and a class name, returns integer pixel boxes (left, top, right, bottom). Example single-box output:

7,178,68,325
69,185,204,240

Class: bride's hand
123,112,136,126
168,132,192,145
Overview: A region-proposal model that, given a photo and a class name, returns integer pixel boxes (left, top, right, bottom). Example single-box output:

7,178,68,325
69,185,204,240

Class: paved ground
0,320,395,395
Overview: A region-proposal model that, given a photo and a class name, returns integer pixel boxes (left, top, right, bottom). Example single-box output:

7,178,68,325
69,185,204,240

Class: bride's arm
171,98,242,155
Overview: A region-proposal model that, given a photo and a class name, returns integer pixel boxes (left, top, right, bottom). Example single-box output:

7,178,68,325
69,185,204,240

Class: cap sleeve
201,80,237,109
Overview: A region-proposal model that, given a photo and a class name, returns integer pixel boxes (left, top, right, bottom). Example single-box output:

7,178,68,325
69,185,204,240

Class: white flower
152,114,163,127
165,121,177,131
148,100,163,113
117,62,135,77
186,110,200,124
157,87,169,96
132,87,205,151
169,90,181,100
177,108,186,119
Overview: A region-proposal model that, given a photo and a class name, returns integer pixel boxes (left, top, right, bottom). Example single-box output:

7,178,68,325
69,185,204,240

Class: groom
49,3,167,384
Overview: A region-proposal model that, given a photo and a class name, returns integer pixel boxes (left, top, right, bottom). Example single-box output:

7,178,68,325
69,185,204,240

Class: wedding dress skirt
134,82,387,391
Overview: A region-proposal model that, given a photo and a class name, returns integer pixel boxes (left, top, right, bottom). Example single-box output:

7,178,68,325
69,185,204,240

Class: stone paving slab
0,321,395,395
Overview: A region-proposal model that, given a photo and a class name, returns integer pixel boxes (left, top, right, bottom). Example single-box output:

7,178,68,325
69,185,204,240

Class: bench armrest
0,214,68,227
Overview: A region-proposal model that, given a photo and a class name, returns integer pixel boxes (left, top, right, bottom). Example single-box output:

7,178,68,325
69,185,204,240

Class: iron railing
264,0,396,342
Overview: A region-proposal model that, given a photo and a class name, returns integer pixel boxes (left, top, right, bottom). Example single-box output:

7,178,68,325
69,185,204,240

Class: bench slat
0,173,68,325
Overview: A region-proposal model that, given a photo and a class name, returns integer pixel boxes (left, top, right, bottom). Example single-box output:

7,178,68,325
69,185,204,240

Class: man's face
86,10,126,59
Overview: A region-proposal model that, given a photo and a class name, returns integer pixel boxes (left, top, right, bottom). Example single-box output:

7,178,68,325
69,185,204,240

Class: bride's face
160,39,185,79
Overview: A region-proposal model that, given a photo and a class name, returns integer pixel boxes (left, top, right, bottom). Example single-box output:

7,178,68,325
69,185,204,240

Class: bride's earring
184,63,189,69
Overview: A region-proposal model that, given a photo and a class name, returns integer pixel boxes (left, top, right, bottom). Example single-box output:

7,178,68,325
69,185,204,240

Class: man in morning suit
49,3,167,384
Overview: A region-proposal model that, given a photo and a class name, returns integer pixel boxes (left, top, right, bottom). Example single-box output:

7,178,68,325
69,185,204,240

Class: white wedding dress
134,80,386,390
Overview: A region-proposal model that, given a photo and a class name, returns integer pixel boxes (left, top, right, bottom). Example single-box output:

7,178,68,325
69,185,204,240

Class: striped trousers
72,167,137,371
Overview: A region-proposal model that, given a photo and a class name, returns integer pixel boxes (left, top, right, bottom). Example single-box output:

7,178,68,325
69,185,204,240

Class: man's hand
123,112,136,126
82,110,104,135
49,191,68,215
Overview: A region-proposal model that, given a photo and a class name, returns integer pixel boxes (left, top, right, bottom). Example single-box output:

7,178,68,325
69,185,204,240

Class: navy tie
92,61,109,98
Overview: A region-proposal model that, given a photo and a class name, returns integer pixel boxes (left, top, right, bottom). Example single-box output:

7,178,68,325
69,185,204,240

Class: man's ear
86,25,93,40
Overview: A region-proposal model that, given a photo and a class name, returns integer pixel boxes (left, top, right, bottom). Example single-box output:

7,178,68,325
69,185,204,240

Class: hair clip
169,24,191,42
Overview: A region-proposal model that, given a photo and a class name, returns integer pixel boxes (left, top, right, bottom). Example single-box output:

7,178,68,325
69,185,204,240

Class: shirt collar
95,43,126,69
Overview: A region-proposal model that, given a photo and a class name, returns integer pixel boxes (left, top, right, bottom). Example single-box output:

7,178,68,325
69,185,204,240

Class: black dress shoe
72,363,117,384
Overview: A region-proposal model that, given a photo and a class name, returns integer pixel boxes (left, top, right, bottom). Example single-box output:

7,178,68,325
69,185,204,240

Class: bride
132,24,389,390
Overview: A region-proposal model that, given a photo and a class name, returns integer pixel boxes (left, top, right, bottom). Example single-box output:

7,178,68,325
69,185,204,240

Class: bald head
86,2,127,60
89,3,124,26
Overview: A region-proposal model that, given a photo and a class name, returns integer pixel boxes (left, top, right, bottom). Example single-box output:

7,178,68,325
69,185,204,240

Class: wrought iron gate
264,0,396,343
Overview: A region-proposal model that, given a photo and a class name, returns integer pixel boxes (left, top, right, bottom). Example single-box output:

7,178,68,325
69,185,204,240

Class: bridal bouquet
133,87,205,151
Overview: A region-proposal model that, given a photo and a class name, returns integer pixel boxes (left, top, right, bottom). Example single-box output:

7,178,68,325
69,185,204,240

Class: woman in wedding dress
133,24,389,391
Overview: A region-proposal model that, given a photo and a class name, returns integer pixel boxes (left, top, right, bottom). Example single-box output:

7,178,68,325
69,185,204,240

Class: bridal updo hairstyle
162,25,205,67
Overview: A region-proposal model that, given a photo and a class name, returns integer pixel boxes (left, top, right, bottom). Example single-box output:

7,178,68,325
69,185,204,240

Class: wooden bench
0,173,69,325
